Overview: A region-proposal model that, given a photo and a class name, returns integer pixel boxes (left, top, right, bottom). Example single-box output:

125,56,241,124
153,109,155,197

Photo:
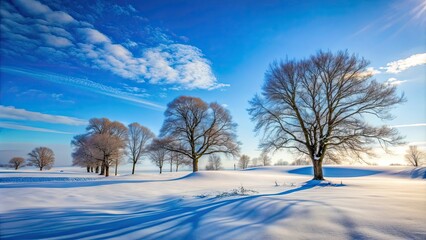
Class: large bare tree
405,145,424,167
249,50,405,180
28,147,55,171
128,122,155,174
160,96,240,172
9,157,25,170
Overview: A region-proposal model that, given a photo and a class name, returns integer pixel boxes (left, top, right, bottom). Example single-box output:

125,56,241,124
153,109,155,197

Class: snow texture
0,166,425,239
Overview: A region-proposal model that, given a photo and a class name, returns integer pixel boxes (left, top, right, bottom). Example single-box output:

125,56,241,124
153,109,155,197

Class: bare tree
28,147,55,171
71,134,99,173
160,96,240,172
9,157,25,170
128,122,155,174
405,145,424,167
149,138,168,174
249,50,404,179
238,154,250,169
171,152,191,172
206,155,223,170
260,152,272,166
73,118,128,177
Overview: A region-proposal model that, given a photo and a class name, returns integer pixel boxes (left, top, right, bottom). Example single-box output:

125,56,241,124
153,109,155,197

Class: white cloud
385,77,407,86
0,122,74,134
1,0,228,90
78,28,110,44
381,53,426,73
41,33,73,47
0,105,87,125
13,0,50,16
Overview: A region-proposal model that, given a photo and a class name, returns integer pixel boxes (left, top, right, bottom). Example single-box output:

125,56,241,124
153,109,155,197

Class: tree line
70,96,239,176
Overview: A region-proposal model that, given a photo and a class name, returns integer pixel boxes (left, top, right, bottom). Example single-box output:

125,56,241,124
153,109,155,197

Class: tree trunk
95,165,99,173
115,160,118,176
176,163,179,172
86,166,90,172
40,167,42,171
159,166,162,174
170,160,173,172
15,166,18,170
105,166,109,177
312,160,324,180
192,158,198,172
91,167,94,172
132,162,136,174
100,161,105,175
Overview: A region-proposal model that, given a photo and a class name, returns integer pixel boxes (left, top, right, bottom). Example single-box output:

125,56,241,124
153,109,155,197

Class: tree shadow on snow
0,173,196,189
0,180,370,240
288,166,382,177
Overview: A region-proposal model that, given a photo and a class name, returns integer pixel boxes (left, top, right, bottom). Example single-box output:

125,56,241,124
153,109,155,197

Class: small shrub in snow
215,186,258,198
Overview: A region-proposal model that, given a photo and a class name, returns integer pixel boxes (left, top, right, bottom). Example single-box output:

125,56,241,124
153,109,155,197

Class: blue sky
1,0,425,167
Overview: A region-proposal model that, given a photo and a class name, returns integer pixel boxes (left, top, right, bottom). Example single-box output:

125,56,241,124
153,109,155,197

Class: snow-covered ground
0,166,425,239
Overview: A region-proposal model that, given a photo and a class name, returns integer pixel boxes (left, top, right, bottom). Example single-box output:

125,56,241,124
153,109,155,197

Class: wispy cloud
0,67,165,110
385,77,407,86
0,105,87,126
390,123,426,128
381,53,426,74
357,67,381,78
16,89,75,104
0,122,74,134
0,0,228,90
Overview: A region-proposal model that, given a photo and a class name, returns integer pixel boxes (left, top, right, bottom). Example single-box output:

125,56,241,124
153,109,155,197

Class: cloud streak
0,122,74,134
390,123,426,128
0,105,87,125
0,66,165,110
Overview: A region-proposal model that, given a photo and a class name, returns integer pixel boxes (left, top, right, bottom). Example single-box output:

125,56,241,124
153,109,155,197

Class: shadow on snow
287,166,382,178
0,180,370,240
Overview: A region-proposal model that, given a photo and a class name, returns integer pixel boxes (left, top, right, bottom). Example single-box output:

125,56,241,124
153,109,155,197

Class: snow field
0,166,425,239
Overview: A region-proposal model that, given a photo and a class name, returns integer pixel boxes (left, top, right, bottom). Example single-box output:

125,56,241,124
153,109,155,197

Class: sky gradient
1,0,425,167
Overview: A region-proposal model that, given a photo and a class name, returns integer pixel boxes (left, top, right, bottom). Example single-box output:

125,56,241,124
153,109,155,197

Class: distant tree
291,158,310,166
251,157,259,167
149,138,168,174
160,96,240,172
249,50,404,179
9,157,25,170
260,152,272,166
274,159,289,166
171,152,191,172
238,155,250,169
405,145,424,167
205,155,223,171
127,123,155,174
28,147,55,171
